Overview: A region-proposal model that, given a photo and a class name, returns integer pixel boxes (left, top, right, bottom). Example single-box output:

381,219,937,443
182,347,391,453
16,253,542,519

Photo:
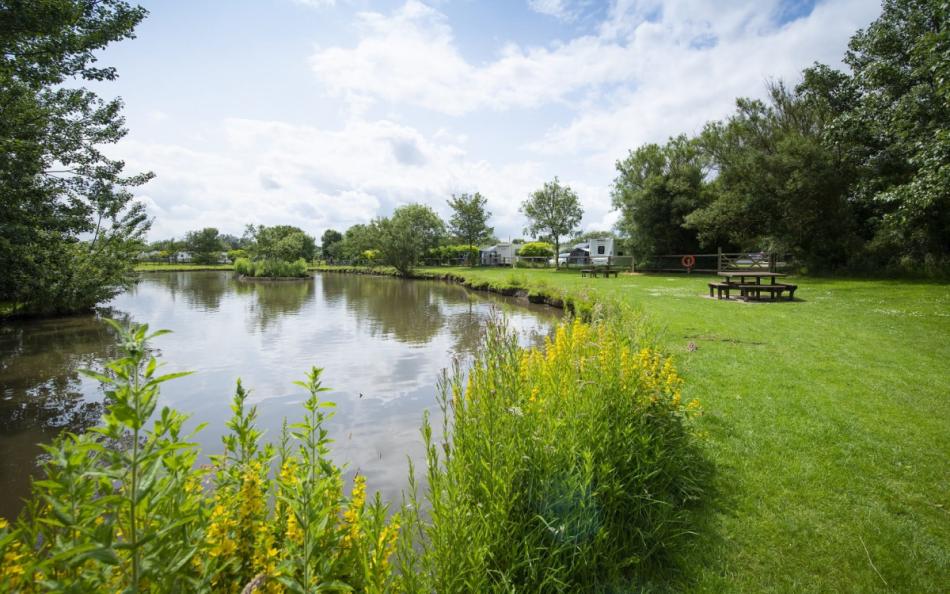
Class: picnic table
709,271,797,301
581,266,619,278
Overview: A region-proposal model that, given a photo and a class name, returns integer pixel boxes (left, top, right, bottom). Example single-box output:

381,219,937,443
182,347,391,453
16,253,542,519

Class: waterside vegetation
0,312,703,593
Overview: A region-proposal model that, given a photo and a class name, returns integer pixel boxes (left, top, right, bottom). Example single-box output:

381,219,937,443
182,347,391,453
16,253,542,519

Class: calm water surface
0,271,558,519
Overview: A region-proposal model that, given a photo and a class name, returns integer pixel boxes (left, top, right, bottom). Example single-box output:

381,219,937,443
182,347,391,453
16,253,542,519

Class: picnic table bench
709,272,797,301
581,266,620,278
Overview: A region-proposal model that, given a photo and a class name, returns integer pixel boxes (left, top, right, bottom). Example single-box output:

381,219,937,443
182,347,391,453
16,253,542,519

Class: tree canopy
376,204,445,275
447,192,493,264
245,225,317,263
184,228,223,264
521,178,583,268
0,0,152,315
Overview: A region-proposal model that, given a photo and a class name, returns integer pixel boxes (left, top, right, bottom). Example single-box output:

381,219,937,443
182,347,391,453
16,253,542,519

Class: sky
90,0,884,242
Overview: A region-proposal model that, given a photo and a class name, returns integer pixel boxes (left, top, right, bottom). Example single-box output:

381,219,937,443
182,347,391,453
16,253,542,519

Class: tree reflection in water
0,315,126,519
320,274,447,344
234,278,316,332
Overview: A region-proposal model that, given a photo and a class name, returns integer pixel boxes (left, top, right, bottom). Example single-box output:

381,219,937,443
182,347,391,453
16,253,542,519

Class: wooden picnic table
718,271,785,285
710,271,796,301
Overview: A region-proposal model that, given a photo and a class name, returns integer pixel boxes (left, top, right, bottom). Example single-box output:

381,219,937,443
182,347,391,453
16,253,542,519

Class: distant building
174,251,193,263
480,242,515,266
558,238,625,266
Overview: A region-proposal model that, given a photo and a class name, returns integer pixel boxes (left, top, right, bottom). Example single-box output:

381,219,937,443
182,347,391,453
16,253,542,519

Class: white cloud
309,0,636,115
533,0,880,159
115,0,881,241
527,0,578,22
308,0,878,139
117,117,550,241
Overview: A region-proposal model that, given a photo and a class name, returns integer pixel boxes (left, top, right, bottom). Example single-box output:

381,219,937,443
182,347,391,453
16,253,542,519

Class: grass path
406,268,949,592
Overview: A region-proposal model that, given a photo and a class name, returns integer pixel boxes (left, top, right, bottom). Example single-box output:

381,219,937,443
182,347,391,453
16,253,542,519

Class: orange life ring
681,255,696,268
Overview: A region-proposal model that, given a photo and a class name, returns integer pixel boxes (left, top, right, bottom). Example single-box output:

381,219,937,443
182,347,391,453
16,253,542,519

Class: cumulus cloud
119,0,881,241
527,0,579,22
116,117,549,241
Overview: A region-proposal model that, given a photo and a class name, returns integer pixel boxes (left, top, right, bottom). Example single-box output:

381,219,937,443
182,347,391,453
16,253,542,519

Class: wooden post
717,247,722,272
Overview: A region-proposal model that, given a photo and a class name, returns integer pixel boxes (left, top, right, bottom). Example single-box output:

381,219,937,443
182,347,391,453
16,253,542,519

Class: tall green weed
397,316,705,592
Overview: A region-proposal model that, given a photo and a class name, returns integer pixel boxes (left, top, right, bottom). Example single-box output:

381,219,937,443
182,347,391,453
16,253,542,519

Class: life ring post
681,255,696,273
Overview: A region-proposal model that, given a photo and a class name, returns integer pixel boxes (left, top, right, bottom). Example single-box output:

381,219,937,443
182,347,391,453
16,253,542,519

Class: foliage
446,192,493,263
375,204,445,275
613,135,710,260
226,249,247,262
338,224,380,262
234,257,308,278
521,178,583,269
426,244,479,266
516,241,554,258
321,229,344,261
0,0,153,315
0,322,400,593
398,316,704,592
245,225,317,263
184,227,224,264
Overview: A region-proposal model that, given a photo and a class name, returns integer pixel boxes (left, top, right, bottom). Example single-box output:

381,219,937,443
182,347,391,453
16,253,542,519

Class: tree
0,0,152,315
685,84,857,268
521,178,583,269
447,192,493,265
811,0,950,268
376,204,445,275
245,225,317,262
336,224,378,261
184,227,223,264
612,135,710,259
321,229,343,262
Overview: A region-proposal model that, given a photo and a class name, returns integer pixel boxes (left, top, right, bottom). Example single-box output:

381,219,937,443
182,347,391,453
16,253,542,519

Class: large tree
447,192,493,265
812,0,949,267
376,204,444,275
184,227,223,264
245,224,317,262
521,178,583,269
612,135,710,260
0,0,152,315
321,228,343,262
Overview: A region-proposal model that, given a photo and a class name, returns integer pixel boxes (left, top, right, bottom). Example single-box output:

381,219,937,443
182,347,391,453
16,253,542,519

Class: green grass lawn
414,267,949,593
135,262,235,272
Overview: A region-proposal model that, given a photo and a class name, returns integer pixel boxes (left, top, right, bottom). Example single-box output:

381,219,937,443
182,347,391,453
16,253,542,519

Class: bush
398,317,704,591
517,241,554,258
0,322,399,593
234,257,309,278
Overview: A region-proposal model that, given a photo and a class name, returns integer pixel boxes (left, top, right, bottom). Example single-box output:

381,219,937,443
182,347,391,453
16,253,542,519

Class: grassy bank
316,265,950,593
135,262,235,272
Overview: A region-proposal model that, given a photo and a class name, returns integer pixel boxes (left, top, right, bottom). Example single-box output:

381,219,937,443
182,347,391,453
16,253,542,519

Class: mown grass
134,262,235,272
318,265,949,593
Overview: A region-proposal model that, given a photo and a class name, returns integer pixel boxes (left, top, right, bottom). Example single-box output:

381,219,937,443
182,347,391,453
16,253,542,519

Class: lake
0,271,559,519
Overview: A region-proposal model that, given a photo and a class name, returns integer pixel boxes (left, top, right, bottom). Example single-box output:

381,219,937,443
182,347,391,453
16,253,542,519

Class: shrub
398,317,704,592
234,257,309,278
517,241,555,258
0,322,399,593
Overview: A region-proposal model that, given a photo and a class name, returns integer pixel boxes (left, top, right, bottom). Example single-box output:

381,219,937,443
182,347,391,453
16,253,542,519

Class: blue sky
93,0,883,241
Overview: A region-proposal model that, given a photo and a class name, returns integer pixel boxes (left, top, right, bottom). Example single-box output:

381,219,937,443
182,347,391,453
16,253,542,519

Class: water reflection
0,272,559,518
0,317,120,519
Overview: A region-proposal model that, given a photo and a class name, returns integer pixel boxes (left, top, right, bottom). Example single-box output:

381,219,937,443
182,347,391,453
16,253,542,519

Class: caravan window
597,245,605,254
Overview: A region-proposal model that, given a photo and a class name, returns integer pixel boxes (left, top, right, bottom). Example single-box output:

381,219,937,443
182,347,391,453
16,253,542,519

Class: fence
634,250,792,273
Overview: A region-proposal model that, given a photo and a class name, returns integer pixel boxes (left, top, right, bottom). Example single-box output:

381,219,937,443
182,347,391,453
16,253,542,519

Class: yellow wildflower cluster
1,538,27,590
516,319,698,416
341,474,367,548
